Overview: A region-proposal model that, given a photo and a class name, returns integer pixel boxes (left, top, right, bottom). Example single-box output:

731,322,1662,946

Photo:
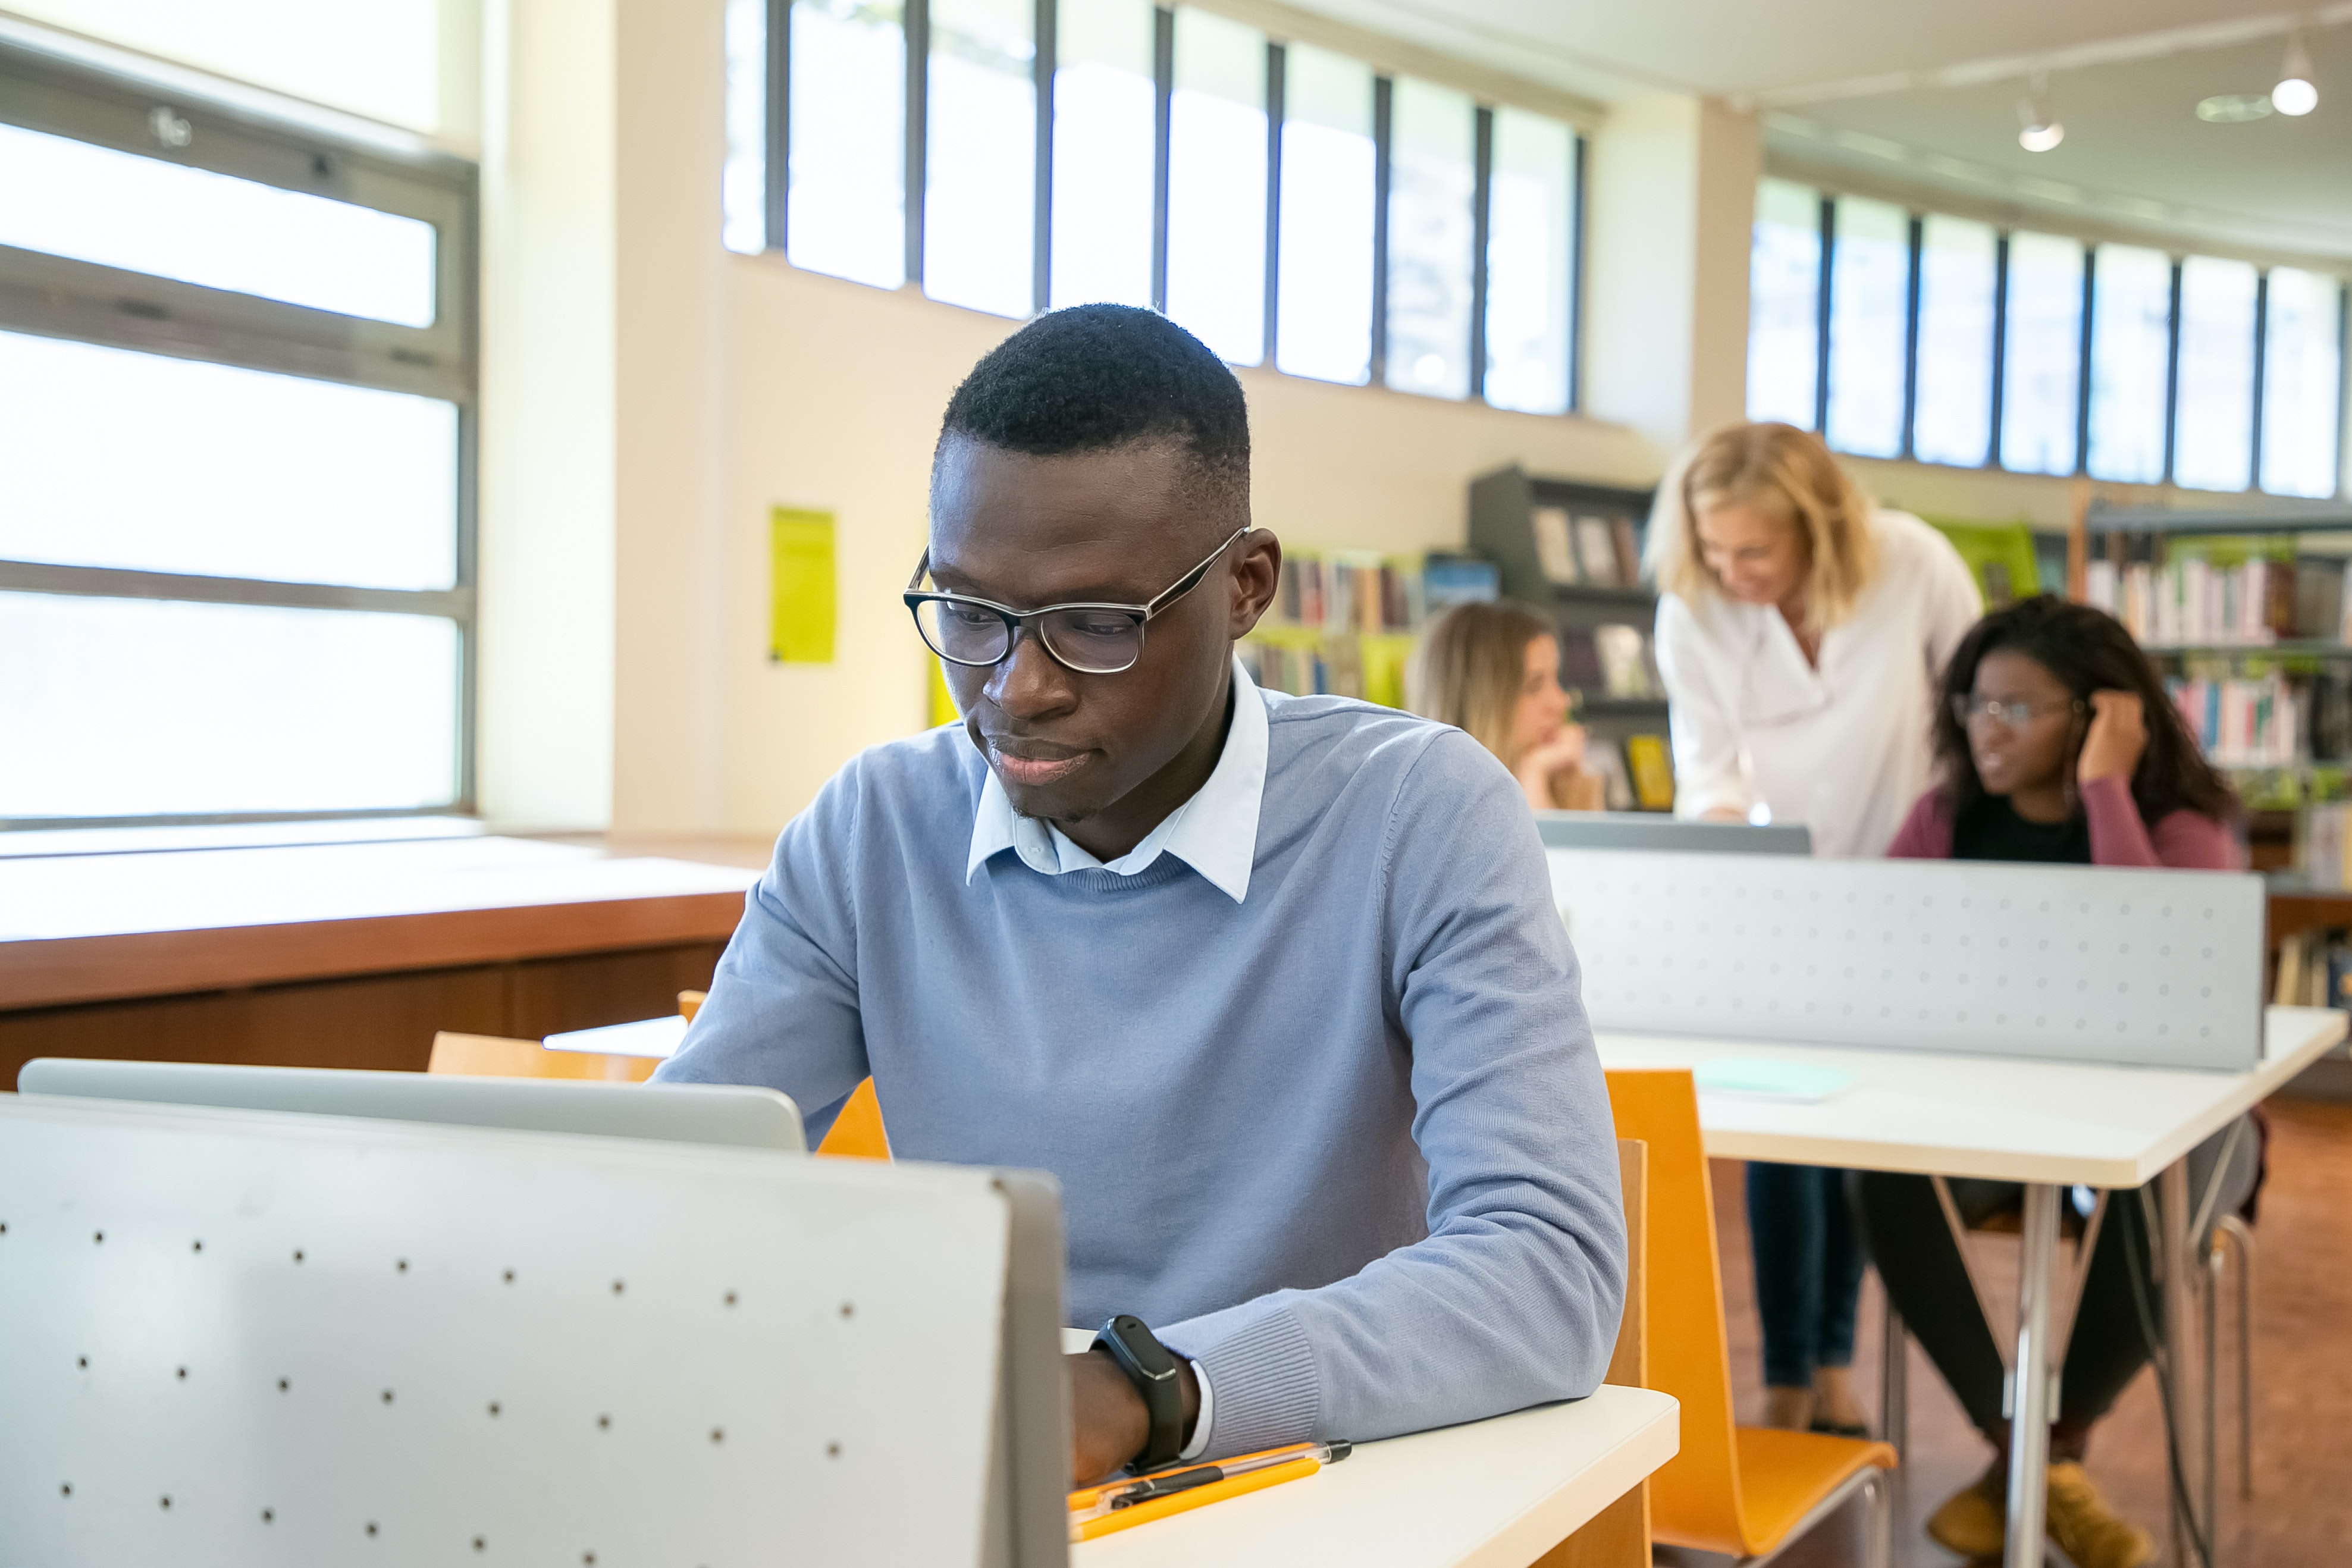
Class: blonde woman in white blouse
1645,419,1980,1436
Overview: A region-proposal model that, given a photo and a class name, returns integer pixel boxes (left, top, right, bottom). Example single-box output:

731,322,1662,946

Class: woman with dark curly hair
1858,594,2253,1568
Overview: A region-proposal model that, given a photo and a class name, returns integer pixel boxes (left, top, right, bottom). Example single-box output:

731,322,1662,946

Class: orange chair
427,1031,659,1083
1607,1068,1895,1567
683,989,888,1159
1539,1137,1652,1568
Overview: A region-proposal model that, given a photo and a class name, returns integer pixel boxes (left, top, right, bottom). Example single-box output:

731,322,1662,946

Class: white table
1069,1385,1678,1568
1598,1005,2347,1568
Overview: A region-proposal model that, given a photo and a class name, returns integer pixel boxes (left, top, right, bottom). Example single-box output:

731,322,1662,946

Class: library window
0,39,476,825
1823,194,1908,460
730,1,1584,414
1746,178,1821,429
1749,178,2348,497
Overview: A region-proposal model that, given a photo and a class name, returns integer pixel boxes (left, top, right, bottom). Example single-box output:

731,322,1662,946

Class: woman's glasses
1951,694,2083,729
904,526,1251,676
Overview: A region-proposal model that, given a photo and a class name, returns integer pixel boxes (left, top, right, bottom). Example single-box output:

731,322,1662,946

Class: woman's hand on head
1515,725,1589,810
2077,689,2147,786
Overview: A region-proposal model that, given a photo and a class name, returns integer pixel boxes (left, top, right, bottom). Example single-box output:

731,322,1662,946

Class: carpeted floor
1655,1088,2352,1567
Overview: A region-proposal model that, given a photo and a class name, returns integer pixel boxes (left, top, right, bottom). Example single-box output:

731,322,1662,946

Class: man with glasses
659,305,1625,1484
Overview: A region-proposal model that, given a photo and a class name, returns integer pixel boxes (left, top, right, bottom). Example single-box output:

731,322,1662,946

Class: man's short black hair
936,305,1250,521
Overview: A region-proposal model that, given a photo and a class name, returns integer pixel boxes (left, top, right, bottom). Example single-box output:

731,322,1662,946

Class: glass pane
1483,106,1573,416
1274,43,1374,385
927,0,1035,317
1747,178,1820,428
2172,256,2257,493
0,123,435,328
0,594,460,820
1384,76,1475,400
723,0,769,255
2086,243,2174,484
0,331,457,591
1911,214,1996,467
787,0,907,290
2262,268,2344,498
8,0,441,133
1166,9,1268,365
2000,231,2085,476
1824,195,1909,459
1049,0,1156,309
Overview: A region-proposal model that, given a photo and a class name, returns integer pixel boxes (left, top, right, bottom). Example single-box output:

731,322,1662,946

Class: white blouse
1652,509,1983,860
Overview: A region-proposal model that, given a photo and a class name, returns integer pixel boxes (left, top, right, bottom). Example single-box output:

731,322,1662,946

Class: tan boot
1925,1465,2005,1560
2044,1462,2155,1568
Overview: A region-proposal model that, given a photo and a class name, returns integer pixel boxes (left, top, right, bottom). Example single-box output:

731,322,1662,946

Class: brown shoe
1925,1465,2005,1560
2044,1462,2155,1568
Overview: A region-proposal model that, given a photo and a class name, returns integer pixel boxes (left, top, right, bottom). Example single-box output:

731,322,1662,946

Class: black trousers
1850,1117,2256,1460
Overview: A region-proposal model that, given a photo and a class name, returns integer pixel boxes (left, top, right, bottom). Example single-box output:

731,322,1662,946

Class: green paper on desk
1693,1057,1858,1103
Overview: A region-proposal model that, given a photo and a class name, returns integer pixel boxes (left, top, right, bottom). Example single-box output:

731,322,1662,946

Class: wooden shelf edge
0,892,751,1013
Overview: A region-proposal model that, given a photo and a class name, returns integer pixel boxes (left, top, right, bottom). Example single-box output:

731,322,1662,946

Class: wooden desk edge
0,891,752,1012
1471,1392,1678,1568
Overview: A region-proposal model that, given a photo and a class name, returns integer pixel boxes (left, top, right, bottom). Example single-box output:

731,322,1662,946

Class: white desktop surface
1069,1385,1677,1568
1596,1004,2347,1187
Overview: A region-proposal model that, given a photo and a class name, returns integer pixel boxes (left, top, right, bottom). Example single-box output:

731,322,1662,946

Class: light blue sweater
657,691,1626,1456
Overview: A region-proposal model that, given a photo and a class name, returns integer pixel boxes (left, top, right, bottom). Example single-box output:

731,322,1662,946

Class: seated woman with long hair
1856,595,2254,1568
1407,600,1605,812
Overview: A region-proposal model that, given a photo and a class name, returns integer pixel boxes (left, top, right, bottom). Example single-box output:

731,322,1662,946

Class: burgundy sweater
1883,773,2239,870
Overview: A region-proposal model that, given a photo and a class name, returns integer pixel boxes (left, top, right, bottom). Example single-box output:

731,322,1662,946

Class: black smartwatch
1092,1313,1186,1470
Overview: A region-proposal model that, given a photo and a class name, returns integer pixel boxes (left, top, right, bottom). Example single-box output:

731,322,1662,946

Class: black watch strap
1093,1313,1185,1470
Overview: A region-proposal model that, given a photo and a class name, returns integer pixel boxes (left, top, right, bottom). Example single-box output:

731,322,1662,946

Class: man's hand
1067,1347,1202,1485
2077,689,2147,786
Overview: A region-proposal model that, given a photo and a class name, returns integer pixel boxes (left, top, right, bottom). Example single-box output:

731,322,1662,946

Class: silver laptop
1536,809,1814,855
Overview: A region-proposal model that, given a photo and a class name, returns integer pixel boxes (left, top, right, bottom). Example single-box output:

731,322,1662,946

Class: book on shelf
2166,666,2303,768
1422,554,1500,610
1592,625,1659,699
1532,506,1580,585
1573,515,1624,588
1557,631,1605,692
1623,733,1675,811
1583,742,1635,811
2081,534,2306,646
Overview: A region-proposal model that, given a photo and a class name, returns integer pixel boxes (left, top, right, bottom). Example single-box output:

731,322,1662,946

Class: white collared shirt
965,657,1268,904
964,658,1262,1457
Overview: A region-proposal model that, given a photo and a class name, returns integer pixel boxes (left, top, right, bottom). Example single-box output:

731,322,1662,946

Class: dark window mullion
904,0,930,289
1150,6,1172,313
1812,195,1834,435
1031,0,1056,313
2161,257,2183,484
1468,104,1492,403
1369,75,1391,386
1899,212,1922,460
2249,271,2269,493
1262,41,1284,367
766,0,790,255
1567,131,1585,413
1989,231,2010,470
2074,245,2096,477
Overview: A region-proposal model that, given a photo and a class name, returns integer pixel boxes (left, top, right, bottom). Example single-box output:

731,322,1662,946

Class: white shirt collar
964,657,1268,904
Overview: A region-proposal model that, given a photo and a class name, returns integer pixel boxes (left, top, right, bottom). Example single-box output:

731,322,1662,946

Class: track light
2273,29,2317,115
2018,73,2064,151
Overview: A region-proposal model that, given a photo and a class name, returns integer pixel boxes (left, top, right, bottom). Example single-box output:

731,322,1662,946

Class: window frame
1761,173,2350,501
0,37,480,830
748,0,1585,415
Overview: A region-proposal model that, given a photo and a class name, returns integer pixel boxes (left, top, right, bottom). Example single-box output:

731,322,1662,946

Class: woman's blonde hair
1407,600,1556,770
1642,421,1881,633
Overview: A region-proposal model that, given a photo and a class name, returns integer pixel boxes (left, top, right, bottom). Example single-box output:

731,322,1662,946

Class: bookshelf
1467,466,1672,809
2077,501,2352,973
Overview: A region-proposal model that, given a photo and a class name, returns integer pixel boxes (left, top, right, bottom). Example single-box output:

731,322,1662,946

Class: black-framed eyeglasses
904,526,1252,676
1952,694,2083,729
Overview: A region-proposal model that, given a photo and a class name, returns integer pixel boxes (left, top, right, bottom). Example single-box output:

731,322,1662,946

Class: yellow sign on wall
769,507,836,663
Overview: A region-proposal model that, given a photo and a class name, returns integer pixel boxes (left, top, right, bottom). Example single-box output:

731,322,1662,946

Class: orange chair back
1604,1068,1749,1556
427,1031,659,1083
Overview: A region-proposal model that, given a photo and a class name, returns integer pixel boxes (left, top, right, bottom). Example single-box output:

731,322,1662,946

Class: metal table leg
2002,1183,2062,1568
2157,1161,2207,1567
1879,1290,1907,1463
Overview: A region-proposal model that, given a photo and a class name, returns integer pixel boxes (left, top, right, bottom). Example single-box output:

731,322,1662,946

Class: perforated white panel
0,1096,1012,1567
1550,850,2266,1071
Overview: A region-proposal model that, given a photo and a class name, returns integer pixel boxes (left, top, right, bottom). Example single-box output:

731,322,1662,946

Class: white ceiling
1275,0,2352,260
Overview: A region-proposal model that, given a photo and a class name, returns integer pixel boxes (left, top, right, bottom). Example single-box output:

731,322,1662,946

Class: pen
1068,1440,1352,1521
1069,1455,1323,1542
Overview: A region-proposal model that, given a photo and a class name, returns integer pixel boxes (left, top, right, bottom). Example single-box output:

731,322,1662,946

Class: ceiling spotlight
2274,29,2318,115
2197,93,2274,123
2018,73,2064,151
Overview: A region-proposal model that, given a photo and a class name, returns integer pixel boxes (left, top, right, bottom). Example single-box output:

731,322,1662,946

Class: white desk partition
1551,849,2267,1071
0,1093,1067,1568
